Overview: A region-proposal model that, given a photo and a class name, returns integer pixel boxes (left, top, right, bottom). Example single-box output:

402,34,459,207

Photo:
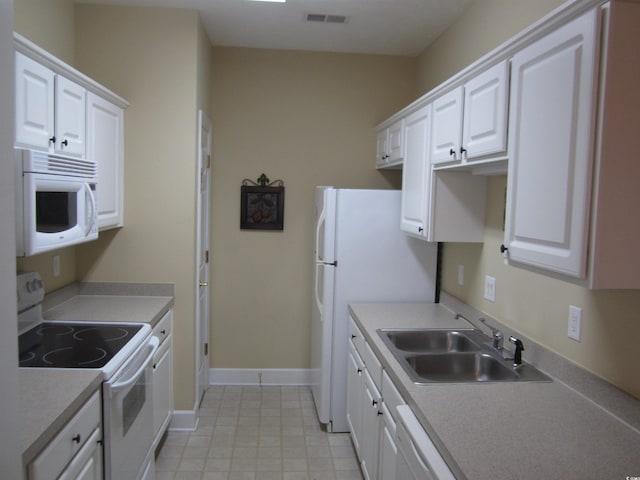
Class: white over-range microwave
15,148,98,256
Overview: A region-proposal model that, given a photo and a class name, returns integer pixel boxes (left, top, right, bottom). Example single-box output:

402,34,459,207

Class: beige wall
418,0,640,400
13,0,75,65
210,47,416,369
74,5,204,410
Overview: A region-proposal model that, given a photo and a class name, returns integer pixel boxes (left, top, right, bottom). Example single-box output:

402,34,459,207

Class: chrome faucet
479,317,503,351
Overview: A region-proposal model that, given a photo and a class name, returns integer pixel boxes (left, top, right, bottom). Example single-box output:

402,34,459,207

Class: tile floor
154,386,364,480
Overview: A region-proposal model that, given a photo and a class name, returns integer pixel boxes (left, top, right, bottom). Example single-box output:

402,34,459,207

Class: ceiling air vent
306,13,349,24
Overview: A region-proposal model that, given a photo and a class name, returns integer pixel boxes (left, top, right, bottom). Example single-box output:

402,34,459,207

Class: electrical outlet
568,305,582,342
484,275,496,302
53,255,60,277
457,264,464,286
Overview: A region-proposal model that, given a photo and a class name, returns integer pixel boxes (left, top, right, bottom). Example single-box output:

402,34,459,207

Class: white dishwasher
395,405,456,480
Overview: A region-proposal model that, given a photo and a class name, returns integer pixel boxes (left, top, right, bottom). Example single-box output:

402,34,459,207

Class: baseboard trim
209,368,311,386
169,410,199,431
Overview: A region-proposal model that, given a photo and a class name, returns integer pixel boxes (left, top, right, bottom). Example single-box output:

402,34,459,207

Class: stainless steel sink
377,328,551,384
380,329,482,353
405,352,518,383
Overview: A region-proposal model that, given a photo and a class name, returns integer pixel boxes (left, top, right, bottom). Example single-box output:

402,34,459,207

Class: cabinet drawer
29,390,101,480
382,370,405,422
153,310,173,345
364,341,382,391
349,316,365,358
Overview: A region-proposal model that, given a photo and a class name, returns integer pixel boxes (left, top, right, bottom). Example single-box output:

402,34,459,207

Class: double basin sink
378,328,550,384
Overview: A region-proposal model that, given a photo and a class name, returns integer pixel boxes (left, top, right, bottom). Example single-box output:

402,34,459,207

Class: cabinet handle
500,244,509,254
460,147,467,155
49,136,56,144
61,139,68,147
418,227,423,233
377,411,384,416
161,329,167,335
372,400,378,407
72,434,81,444
357,368,362,374
351,334,356,339
449,148,456,156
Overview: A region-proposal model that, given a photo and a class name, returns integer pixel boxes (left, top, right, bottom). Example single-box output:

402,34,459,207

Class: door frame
195,110,212,407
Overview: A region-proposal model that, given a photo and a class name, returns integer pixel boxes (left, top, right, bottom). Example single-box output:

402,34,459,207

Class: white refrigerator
311,186,438,432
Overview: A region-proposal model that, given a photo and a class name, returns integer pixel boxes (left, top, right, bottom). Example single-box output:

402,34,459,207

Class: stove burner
19,321,143,369
19,351,36,363
74,326,130,343
36,325,74,337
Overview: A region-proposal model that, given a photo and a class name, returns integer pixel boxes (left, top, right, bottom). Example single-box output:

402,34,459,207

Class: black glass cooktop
19,322,143,368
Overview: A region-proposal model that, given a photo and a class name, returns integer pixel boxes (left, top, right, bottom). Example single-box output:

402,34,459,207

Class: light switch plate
484,275,496,302
568,305,582,342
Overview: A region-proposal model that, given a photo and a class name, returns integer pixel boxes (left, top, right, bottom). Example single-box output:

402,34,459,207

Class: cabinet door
86,93,124,229
430,87,463,164
463,61,509,159
55,75,86,157
376,128,388,167
505,10,597,278
379,403,397,480
387,119,404,163
400,105,431,238
58,428,103,480
360,370,381,480
346,343,364,456
15,52,55,151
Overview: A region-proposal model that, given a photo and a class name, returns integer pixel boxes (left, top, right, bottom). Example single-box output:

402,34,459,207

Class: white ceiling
74,0,474,56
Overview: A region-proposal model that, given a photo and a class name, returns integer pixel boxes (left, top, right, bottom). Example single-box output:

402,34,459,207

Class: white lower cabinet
152,310,173,450
57,428,102,480
360,370,382,480
28,390,103,480
347,340,364,454
347,322,457,480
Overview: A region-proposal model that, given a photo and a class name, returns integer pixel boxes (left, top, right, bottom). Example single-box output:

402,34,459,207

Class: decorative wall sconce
240,174,285,230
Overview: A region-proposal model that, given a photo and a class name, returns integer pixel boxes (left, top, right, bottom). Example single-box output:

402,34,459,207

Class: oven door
103,336,158,480
19,172,98,256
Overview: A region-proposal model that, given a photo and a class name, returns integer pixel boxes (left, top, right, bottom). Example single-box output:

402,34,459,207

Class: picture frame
240,185,285,230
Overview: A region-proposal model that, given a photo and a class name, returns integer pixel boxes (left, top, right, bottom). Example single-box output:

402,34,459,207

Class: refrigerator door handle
315,207,326,263
314,263,323,319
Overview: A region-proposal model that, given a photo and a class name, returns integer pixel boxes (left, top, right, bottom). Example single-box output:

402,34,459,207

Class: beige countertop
20,282,174,466
42,281,175,327
20,369,102,466
349,301,640,480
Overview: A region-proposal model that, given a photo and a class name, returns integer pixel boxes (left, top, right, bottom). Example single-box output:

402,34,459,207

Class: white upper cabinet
15,52,55,152
505,0,640,288
462,61,509,160
504,10,598,279
86,92,124,230
431,61,509,166
15,52,86,157
55,75,86,157
376,119,404,169
400,105,431,238
430,87,463,164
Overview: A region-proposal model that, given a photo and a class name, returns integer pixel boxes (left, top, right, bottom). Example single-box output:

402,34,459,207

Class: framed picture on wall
240,185,285,230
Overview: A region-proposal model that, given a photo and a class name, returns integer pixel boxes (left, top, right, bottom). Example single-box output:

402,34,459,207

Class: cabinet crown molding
14,32,129,109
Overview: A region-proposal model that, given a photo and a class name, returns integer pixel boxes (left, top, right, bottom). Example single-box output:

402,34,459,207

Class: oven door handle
110,336,159,395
